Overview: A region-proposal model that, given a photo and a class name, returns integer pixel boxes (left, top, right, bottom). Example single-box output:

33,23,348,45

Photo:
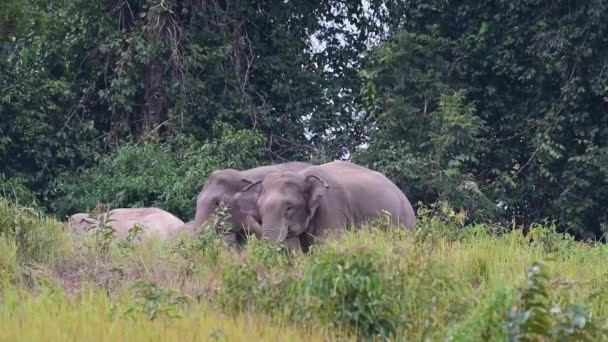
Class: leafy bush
217,240,296,317
300,246,397,339
123,280,190,320
217,263,261,314
246,237,289,270
448,288,514,341
0,175,37,206
49,124,265,221
174,225,228,268
0,197,72,265
527,222,575,255
507,260,608,341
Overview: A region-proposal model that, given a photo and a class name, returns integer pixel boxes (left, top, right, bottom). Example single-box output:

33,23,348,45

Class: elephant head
234,172,329,247
69,213,99,233
193,169,260,235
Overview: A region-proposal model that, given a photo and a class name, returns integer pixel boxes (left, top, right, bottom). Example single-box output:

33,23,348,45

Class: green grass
0,287,331,341
1,197,608,341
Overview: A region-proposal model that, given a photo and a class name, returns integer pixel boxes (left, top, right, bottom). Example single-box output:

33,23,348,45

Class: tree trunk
141,0,168,137
143,61,164,135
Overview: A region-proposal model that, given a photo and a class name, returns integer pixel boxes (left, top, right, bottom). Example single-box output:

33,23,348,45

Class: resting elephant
185,161,312,244
69,207,185,240
233,161,415,252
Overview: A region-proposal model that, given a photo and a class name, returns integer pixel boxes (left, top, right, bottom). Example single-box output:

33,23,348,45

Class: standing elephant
185,161,312,244
69,207,185,240
233,161,415,252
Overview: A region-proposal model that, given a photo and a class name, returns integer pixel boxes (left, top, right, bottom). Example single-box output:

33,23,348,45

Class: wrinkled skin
69,207,186,240
190,162,312,245
234,161,416,252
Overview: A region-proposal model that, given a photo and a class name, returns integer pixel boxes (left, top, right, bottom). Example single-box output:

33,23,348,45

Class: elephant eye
285,206,293,216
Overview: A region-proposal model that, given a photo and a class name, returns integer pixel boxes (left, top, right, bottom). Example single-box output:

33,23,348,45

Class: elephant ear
234,180,262,217
305,175,329,217
81,217,97,224
240,178,255,188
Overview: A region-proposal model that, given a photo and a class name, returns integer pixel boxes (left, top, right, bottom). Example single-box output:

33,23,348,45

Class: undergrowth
1,197,608,340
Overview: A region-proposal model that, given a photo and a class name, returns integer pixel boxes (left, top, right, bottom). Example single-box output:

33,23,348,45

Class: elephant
69,207,186,240
233,160,415,252
185,161,312,245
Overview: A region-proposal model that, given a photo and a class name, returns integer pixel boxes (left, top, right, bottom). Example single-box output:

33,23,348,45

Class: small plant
123,280,190,320
528,222,574,255
0,236,20,286
247,237,288,269
300,247,397,339
193,225,226,264
93,213,116,256
448,288,514,341
212,198,233,236
217,263,260,314
0,198,71,264
506,260,608,341
506,260,559,340
0,176,37,206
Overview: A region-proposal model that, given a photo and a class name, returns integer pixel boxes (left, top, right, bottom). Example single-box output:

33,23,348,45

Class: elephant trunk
193,207,213,228
243,215,262,238
262,224,283,243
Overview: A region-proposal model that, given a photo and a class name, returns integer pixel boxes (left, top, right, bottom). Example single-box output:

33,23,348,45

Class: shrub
246,237,289,270
300,246,397,339
448,288,514,341
173,225,227,268
506,260,608,341
527,222,575,255
0,175,37,206
217,242,297,318
0,197,72,265
122,280,190,320
217,263,261,314
49,124,265,221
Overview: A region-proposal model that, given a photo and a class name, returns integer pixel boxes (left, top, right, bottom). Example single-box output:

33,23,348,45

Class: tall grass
0,286,331,342
0,197,73,287
1,197,608,340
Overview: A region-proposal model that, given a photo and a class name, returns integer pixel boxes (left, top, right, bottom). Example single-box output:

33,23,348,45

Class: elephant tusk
303,214,311,230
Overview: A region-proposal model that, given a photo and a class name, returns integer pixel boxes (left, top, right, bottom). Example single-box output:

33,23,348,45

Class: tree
357,0,608,237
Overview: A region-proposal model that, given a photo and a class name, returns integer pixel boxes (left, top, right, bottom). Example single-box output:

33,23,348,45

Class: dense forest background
1,0,607,238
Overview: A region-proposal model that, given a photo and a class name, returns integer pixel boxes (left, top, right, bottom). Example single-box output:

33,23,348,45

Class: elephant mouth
280,225,301,241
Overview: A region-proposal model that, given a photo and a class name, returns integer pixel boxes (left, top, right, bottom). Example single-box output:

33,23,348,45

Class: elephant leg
221,233,239,246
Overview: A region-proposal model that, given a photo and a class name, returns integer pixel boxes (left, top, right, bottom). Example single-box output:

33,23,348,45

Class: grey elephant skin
69,207,185,240
234,161,415,252
185,161,312,244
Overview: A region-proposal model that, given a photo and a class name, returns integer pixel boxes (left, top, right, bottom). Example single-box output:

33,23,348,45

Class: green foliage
507,260,608,341
0,197,72,265
2,203,608,340
217,237,297,317
301,247,397,338
49,125,265,220
448,288,514,341
0,175,37,206
92,213,118,256
217,263,261,314
528,222,575,255
123,280,190,320
0,236,21,286
246,237,289,270
3,0,607,239
357,1,608,237
187,226,228,266
1,0,392,204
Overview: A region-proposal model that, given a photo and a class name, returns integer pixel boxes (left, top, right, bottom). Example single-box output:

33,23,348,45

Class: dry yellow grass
0,287,338,342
